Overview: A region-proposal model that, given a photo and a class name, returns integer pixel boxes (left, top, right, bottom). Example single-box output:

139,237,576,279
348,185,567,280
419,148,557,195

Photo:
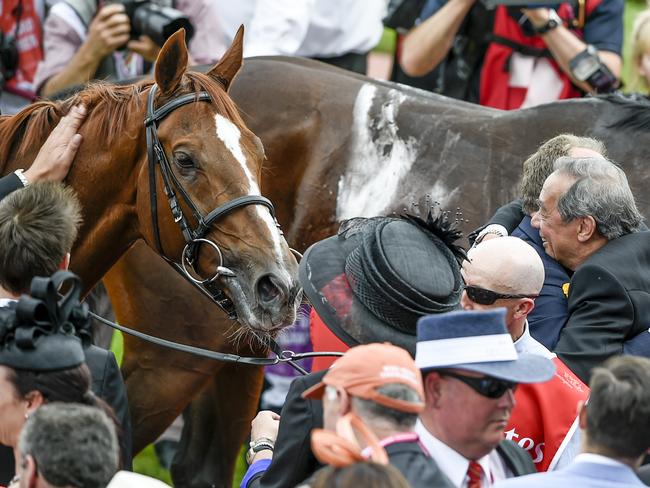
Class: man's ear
577,216,598,242
20,454,38,488
24,390,45,416
514,298,535,319
423,372,443,409
58,252,70,271
577,400,587,430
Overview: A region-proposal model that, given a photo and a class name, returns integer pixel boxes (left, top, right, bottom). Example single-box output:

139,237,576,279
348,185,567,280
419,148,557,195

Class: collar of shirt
0,298,16,308
574,453,631,469
416,420,493,487
513,321,556,359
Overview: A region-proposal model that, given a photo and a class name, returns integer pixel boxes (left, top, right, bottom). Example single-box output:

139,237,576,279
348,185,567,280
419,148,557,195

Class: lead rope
88,310,343,373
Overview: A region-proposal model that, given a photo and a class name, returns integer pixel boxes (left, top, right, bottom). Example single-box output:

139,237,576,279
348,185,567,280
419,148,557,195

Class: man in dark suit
242,213,537,487
531,156,649,382
471,134,607,349
496,355,650,488
0,181,131,483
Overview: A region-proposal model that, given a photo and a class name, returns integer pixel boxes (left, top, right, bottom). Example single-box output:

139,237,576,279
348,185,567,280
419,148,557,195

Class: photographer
34,0,224,97
0,0,45,114
399,0,623,109
0,182,131,485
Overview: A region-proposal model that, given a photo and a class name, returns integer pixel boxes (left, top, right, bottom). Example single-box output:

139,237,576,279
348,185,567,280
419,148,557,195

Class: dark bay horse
0,33,302,481
100,57,650,487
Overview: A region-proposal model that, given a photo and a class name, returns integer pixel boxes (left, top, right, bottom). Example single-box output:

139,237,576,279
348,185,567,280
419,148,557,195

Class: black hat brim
299,232,417,356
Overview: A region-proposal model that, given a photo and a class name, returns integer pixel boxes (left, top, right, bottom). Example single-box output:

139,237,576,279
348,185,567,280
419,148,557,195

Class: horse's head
135,28,300,333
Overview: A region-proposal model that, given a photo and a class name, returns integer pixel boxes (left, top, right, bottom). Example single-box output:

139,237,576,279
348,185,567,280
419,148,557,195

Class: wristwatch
532,9,562,35
246,437,275,465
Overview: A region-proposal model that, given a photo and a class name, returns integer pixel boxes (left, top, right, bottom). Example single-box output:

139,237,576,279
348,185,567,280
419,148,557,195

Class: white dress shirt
513,321,555,359
214,0,385,58
416,420,511,487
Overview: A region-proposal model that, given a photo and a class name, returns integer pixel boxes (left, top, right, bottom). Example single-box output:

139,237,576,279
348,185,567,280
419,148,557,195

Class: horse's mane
0,71,244,165
597,92,650,131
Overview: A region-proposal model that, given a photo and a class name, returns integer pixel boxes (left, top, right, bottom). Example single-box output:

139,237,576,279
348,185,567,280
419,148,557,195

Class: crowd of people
1,1,650,488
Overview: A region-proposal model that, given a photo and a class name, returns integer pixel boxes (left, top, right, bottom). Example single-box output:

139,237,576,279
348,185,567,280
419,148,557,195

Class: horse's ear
155,29,188,95
207,25,244,92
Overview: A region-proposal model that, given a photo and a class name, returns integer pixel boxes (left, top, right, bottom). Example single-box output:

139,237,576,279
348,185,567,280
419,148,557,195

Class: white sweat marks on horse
336,83,420,220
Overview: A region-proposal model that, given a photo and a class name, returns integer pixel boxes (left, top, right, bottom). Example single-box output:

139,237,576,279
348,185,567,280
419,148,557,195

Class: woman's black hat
0,271,91,371
299,212,466,356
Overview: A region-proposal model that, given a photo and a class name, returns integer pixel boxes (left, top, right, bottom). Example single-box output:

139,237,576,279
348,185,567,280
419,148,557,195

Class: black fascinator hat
299,211,466,356
0,271,91,371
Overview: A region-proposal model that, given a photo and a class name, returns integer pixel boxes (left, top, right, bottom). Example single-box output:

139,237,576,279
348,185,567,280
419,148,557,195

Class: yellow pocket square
562,282,570,297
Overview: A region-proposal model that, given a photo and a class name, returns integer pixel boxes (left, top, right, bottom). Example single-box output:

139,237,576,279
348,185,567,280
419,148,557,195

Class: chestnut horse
100,58,650,487
0,32,303,482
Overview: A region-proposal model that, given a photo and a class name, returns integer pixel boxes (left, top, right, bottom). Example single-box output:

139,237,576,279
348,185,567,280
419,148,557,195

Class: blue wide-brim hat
416,308,555,383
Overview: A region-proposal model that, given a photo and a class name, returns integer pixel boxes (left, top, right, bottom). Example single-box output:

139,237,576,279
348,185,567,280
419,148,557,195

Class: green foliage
623,0,648,90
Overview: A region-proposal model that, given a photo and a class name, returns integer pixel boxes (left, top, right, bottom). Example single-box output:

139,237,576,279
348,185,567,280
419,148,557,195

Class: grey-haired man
532,156,650,382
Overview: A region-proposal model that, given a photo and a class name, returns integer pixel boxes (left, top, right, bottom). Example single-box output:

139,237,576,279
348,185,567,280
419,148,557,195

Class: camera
479,0,563,8
0,30,19,88
111,0,194,48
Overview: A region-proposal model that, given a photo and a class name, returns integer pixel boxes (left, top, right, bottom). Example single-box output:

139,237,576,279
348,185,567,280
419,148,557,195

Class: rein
88,309,343,375
144,84,276,320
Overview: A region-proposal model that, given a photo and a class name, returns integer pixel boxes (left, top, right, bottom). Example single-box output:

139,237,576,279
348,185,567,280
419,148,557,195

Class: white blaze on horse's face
214,114,286,265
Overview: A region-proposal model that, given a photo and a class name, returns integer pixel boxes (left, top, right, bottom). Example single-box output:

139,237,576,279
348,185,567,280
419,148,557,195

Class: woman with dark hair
0,271,122,486
0,363,118,450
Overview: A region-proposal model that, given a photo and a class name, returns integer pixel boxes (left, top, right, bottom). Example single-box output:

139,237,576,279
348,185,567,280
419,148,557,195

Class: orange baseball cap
302,343,425,413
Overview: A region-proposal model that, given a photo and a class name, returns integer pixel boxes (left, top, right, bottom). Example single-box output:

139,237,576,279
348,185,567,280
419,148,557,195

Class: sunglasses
440,370,518,399
464,285,538,306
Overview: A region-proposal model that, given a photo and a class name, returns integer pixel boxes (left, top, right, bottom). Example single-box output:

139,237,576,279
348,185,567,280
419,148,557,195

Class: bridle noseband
144,84,276,320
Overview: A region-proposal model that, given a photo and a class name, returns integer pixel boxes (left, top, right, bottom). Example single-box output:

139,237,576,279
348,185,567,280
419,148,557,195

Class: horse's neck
67,134,144,295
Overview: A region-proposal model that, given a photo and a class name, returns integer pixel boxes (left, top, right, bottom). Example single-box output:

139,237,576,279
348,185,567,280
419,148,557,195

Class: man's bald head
464,237,544,296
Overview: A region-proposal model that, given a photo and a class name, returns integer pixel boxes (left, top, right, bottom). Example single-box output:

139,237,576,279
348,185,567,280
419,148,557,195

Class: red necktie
467,460,484,488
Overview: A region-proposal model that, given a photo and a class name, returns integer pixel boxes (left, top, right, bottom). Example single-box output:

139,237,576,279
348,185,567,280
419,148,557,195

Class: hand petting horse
0,27,301,335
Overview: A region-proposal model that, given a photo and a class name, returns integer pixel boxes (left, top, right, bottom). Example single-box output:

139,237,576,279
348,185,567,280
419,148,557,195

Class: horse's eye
174,153,195,169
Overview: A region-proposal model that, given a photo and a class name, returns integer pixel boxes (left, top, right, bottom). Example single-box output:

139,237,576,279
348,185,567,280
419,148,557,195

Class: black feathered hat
0,271,91,371
299,212,466,356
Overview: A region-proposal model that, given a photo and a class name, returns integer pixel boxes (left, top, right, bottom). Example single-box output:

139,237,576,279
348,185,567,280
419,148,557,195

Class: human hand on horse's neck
23,105,86,185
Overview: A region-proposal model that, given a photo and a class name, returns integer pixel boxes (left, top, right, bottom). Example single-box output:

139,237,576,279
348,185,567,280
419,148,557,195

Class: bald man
462,237,589,473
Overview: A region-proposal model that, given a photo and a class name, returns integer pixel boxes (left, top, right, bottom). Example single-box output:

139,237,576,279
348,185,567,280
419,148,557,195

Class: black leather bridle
144,84,277,320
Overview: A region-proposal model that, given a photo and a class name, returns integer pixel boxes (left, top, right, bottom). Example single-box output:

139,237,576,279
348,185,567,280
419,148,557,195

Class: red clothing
1,0,42,99
309,309,348,372
480,2,600,110
505,357,589,471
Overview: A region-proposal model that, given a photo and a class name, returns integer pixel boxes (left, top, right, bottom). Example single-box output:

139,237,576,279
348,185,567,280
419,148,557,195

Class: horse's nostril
257,274,283,304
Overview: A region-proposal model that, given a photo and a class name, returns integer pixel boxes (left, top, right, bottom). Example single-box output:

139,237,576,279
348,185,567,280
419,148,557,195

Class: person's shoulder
494,470,567,488
583,232,650,268
496,440,536,476
589,0,624,17
385,441,455,487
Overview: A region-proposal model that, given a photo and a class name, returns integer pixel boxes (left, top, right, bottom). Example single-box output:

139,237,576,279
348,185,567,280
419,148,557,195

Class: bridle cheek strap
144,83,277,320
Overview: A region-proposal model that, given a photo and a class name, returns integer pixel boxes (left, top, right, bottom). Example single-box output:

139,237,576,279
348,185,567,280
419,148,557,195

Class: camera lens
132,3,194,47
